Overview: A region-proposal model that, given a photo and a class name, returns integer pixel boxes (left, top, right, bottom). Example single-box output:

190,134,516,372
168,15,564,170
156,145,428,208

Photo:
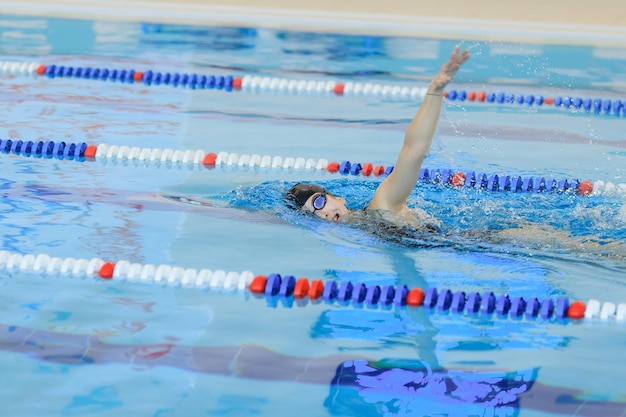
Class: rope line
0,60,624,117
3,138,626,197
1,249,624,323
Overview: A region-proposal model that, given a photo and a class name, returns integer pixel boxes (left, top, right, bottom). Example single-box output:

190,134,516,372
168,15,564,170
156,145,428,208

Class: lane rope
0,60,624,117
0,249,624,323
2,138,625,197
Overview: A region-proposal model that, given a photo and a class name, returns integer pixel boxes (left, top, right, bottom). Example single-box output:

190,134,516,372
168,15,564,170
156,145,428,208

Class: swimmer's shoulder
360,205,442,233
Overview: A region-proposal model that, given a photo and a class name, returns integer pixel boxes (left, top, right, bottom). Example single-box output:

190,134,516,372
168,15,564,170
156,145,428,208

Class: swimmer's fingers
443,46,470,75
432,46,470,88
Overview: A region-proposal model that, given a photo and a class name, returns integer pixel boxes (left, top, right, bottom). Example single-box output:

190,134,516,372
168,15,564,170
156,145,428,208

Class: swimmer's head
284,183,349,222
284,183,325,210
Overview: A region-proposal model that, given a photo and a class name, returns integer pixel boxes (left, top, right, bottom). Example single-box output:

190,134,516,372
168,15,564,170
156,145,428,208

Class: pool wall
1,0,625,46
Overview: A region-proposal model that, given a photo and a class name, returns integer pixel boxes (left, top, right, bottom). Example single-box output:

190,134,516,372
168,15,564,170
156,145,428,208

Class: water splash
218,179,626,267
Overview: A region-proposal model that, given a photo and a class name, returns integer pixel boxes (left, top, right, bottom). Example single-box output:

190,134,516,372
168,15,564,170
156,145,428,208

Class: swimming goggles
311,192,327,213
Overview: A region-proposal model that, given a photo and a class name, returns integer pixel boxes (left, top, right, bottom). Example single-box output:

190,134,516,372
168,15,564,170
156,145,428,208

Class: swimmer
284,45,470,228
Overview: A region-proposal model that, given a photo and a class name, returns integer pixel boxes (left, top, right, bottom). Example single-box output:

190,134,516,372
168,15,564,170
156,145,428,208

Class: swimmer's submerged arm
369,46,470,212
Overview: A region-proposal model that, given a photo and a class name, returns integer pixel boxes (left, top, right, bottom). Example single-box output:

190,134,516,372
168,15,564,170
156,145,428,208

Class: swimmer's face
303,192,349,222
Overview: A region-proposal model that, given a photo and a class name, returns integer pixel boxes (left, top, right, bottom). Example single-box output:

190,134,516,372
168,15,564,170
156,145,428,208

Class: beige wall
0,0,625,45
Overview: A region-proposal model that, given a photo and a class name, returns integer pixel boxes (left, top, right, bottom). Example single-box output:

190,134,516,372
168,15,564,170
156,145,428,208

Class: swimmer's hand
430,45,470,92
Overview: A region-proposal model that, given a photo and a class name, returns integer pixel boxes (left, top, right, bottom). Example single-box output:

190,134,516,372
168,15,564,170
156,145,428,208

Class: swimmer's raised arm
368,46,470,213
284,46,469,223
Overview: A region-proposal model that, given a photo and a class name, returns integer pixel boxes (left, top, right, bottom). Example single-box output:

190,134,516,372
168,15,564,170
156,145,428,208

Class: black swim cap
284,183,326,210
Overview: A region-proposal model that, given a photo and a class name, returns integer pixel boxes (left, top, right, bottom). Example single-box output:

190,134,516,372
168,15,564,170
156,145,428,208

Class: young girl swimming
284,45,470,230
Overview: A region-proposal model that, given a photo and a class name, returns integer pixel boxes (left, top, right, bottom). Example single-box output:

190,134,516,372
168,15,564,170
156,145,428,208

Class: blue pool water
1,14,626,417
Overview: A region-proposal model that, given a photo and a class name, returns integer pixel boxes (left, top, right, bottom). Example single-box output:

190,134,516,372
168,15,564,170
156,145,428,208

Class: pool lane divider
2,138,625,197
1,60,625,117
1,249,624,323
0,139,88,160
